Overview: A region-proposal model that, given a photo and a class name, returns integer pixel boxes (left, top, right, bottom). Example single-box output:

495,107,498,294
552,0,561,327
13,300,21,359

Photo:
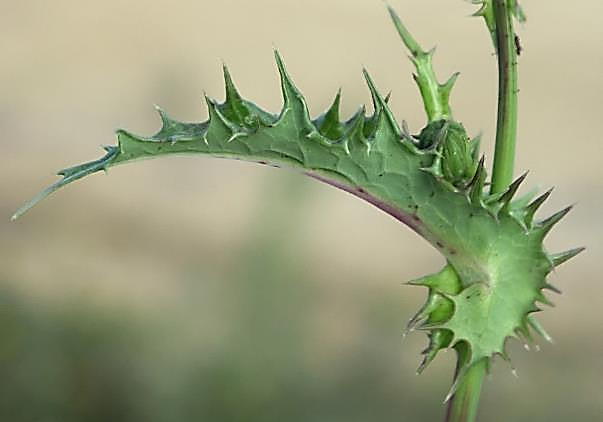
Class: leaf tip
550,247,586,268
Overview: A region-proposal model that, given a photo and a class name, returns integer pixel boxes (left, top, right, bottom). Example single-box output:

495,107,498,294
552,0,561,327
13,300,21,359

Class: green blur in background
1,1,602,421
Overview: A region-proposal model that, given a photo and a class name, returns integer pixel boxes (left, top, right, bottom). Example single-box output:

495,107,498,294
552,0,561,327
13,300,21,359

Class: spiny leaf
316,89,343,140
510,185,539,210
222,64,241,102
273,50,316,138
220,64,252,126
528,316,553,343
12,147,118,221
524,188,553,227
536,291,555,307
386,3,427,58
499,171,528,212
550,247,586,268
543,283,562,294
535,205,574,237
418,329,453,374
468,156,487,204
439,72,460,108
361,68,402,137
13,4,579,398
387,5,458,121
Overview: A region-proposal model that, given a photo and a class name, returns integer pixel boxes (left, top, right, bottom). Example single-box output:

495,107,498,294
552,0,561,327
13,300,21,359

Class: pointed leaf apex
524,187,553,226
536,292,555,307
274,50,302,104
536,205,574,235
222,63,243,103
441,72,460,93
154,104,171,126
362,68,384,112
417,347,438,374
472,7,486,18
274,50,289,80
550,247,585,268
407,265,462,295
528,317,553,343
12,145,120,221
326,89,342,117
469,156,487,204
204,93,217,109
500,171,529,211
543,283,562,294
361,68,402,136
387,3,425,58
316,90,344,140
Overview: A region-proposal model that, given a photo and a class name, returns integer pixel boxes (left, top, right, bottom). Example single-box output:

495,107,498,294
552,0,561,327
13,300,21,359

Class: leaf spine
527,316,553,343
312,90,344,145
223,64,242,102
550,247,585,268
523,187,553,227
273,50,314,133
499,171,528,212
535,205,574,237
543,283,561,294
362,68,402,137
154,104,172,130
468,156,487,204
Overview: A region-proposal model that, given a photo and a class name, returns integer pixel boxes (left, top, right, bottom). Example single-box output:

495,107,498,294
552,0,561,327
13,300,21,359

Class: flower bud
440,121,477,187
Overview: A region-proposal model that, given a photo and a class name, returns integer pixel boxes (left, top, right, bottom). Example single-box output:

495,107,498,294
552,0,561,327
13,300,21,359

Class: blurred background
1,1,602,421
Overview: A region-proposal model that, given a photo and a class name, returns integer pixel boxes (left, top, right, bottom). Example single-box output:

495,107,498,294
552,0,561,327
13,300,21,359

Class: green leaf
13,3,579,395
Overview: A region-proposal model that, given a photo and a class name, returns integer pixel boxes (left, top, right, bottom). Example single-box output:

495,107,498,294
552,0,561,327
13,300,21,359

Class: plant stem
490,0,519,194
445,346,487,422
445,1,519,420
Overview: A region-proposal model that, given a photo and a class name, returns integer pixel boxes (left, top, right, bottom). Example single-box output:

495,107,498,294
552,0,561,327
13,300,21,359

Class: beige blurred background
1,1,602,421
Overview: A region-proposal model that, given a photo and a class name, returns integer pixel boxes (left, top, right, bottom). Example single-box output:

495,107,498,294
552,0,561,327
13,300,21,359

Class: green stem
490,0,519,194
445,1,519,420
387,5,458,122
445,345,487,422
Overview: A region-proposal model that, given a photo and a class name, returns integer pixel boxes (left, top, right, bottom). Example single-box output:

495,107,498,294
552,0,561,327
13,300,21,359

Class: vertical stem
445,345,487,422
490,0,519,194
445,1,518,420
